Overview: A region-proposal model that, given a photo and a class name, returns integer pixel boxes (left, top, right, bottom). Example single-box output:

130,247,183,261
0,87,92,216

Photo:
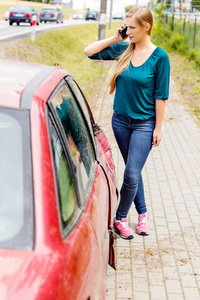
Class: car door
47,79,110,299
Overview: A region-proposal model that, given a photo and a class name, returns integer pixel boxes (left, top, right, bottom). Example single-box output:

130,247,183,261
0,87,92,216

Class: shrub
188,49,200,67
170,34,185,50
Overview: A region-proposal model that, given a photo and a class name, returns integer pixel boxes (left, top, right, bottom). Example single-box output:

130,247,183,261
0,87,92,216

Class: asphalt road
0,19,96,43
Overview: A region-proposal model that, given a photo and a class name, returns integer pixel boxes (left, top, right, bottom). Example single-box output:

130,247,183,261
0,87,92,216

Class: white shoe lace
139,215,147,227
120,220,130,231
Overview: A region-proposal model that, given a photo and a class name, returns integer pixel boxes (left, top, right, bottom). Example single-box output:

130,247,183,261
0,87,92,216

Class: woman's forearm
152,99,165,147
155,99,165,130
84,36,119,57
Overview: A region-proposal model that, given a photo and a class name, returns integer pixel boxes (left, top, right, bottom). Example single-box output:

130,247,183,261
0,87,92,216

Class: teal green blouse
89,42,170,120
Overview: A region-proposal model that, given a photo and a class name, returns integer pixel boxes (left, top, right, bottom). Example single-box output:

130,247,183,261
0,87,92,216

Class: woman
84,6,170,239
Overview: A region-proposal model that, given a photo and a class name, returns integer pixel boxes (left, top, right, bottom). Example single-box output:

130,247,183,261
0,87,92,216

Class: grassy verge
168,52,200,121
0,22,121,109
151,16,200,67
151,17,200,122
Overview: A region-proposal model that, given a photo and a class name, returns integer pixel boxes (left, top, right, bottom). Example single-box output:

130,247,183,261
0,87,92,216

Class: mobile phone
119,26,127,39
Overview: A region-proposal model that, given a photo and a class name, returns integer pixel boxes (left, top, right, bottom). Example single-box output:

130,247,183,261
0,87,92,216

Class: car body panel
0,250,34,299
0,59,46,108
0,59,116,300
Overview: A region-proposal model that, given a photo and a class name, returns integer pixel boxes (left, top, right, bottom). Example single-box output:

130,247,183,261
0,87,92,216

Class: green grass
151,16,200,67
151,16,200,121
2,22,121,106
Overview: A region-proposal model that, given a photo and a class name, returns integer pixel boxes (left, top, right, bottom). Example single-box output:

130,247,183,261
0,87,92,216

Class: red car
0,59,117,300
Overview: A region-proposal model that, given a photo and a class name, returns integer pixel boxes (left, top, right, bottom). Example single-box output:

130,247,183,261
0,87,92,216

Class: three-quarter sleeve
154,51,170,100
89,42,129,60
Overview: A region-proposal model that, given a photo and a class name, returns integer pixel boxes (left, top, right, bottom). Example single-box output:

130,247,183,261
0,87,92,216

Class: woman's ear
145,23,150,32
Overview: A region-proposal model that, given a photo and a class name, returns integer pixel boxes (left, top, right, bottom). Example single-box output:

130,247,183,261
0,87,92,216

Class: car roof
0,59,47,108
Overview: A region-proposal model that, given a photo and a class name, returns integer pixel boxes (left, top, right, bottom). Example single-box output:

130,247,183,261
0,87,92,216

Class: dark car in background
85,10,98,20
9,5,40,26
39,7,64,23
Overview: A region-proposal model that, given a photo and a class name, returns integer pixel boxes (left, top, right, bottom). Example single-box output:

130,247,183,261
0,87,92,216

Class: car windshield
13,6,31,12
42,8,55,12
0,108,33,250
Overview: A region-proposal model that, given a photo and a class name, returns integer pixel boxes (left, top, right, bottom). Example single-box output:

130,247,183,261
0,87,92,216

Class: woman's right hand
115,24,128,41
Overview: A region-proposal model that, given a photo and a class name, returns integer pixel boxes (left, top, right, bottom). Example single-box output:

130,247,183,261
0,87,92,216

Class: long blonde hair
109,6,153,94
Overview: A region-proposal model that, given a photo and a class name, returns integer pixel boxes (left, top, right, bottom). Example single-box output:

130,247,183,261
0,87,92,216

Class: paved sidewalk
95,74,200,300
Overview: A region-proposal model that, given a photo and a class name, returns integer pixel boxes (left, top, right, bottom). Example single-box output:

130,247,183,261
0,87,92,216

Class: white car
5,7,13,21
73,11,86,20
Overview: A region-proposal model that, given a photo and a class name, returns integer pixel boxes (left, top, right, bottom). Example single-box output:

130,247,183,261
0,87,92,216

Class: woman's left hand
152,128,162,147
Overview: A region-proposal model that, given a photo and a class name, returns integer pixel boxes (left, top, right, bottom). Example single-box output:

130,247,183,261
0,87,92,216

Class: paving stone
183,287,200,300
155,217,168,226
180,274,198,288
166,294,184,300
163,266,179,280
150,286,167,300
165,279,182,293
116,270,132,284
116,257,131,271
116,283,132,298
133,291,150,300
106,288,115,299
133,277,149,292
148,272,164,286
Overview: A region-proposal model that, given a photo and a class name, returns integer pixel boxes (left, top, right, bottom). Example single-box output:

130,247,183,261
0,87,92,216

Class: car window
67,78,95,145
0,108,33,250
50,120,78,229
50,84,95,192
42,8,53,12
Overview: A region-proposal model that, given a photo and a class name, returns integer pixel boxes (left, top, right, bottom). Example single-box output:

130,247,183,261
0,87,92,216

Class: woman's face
126,15,149,44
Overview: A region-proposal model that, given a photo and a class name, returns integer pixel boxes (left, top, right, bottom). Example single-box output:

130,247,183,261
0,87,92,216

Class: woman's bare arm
152,99,165,147
84,27,126,57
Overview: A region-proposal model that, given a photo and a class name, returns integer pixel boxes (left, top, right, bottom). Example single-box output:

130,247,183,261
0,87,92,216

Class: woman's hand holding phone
119,26,128,39
114,24,128,41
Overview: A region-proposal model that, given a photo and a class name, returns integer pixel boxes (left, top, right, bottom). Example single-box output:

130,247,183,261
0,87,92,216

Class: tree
191,0,200,11
98,0,107,40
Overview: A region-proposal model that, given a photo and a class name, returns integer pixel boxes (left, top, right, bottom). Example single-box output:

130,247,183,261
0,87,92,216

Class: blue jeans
112,112,155,219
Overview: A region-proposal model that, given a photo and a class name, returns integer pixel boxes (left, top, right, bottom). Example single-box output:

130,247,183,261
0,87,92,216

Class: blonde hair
109,6,153,94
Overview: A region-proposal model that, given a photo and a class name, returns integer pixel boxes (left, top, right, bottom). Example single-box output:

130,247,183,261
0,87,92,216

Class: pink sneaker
113,217,134,239
137,212,150,236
